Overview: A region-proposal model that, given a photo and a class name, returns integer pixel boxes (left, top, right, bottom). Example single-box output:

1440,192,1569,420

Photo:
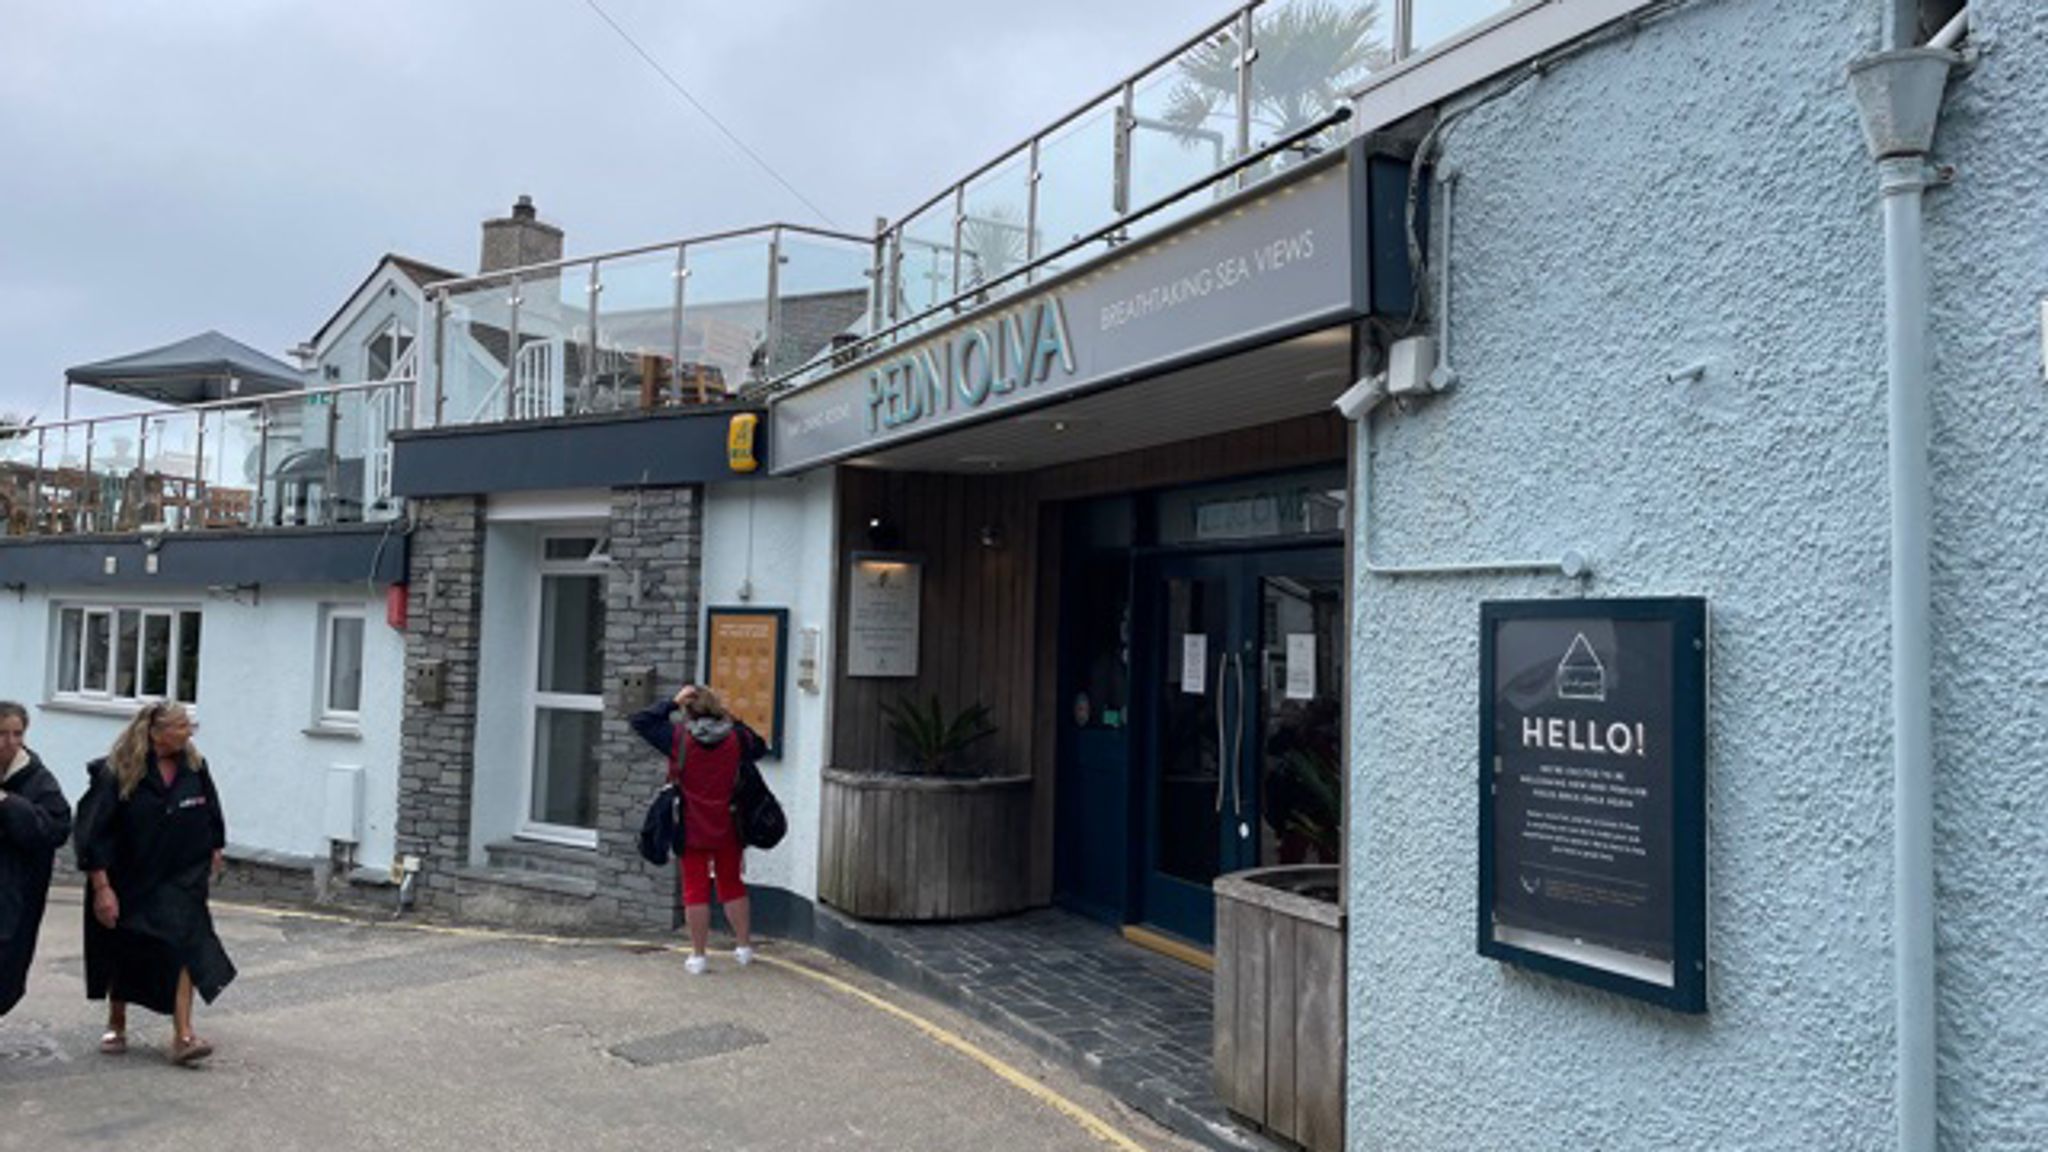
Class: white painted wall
470,520,542,861
701,473,836,899
0,584,404,870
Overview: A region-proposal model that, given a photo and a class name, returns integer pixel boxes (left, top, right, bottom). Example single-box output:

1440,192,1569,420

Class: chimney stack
479,194,564,274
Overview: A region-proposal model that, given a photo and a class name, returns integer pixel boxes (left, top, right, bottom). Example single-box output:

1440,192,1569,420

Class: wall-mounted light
978,524,1003,549
866,516,900,551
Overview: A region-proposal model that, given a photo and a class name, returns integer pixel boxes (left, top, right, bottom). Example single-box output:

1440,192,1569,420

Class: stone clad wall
588,485,704,928
399,486,704,931
397,496,486,904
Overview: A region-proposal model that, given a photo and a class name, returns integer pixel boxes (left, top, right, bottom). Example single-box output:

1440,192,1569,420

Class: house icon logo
1556,633,1607,701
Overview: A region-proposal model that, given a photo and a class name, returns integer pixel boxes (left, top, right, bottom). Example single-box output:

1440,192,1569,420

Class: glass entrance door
523,531,608,845
1137,547,1342,944
1143,558,1232,938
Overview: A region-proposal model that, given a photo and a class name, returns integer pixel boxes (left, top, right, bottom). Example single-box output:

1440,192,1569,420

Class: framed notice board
846,553,922,678
704,606,788,758
1478,597,1709,1013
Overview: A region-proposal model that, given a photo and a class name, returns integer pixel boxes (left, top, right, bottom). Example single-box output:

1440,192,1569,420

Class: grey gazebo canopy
64,330,305,405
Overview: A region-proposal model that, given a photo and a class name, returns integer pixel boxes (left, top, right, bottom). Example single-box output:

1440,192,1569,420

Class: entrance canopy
845,326,1353,473
64,330,305,405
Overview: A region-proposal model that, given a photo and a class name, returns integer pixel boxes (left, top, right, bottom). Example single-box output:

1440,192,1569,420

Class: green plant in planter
880,695,998,776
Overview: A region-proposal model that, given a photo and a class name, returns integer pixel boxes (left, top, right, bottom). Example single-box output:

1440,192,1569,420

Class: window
365,321,414,382
319,607,367,724
55,604,201,705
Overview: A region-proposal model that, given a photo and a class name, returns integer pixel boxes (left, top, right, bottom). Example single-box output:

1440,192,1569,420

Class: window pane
57,609,82,693
537,574,605,695
84,612,111,693
542,537,599,562
175,611,202,703
327,616,365,714
530,708,600,828
367,332,393,382
141,614,172,698
1412,0,1516,54
115,609,140,697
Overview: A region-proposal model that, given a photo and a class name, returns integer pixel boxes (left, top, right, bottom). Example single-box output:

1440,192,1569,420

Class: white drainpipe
1845,45,1958,1152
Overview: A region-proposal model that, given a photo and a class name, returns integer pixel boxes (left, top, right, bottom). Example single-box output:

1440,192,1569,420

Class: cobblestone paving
820,907,1274,1150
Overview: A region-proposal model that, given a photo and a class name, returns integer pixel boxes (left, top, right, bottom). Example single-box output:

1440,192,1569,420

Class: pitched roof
308,252,463,350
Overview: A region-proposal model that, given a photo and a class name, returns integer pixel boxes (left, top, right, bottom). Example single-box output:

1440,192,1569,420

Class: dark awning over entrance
64,330,305,405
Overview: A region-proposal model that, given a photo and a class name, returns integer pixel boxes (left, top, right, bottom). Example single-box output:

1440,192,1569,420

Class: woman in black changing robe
0,701,72,1016
75,701,234,1065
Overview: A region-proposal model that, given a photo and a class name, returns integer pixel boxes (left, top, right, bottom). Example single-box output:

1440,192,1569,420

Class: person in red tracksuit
630,684,764,975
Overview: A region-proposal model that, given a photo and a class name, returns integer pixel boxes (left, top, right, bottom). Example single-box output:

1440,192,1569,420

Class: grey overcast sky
0,0,1238,420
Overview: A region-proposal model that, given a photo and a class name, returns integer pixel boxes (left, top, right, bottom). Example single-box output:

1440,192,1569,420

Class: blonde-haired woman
74,701,235,1064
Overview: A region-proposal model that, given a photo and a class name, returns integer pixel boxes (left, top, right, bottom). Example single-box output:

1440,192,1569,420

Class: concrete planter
818,767,1032,920
1214,865,1346,1152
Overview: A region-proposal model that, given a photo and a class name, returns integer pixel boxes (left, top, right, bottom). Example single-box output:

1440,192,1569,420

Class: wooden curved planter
819,767,1032,921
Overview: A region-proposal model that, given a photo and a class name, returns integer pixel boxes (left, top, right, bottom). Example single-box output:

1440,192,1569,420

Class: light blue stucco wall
1345,1,2044,1148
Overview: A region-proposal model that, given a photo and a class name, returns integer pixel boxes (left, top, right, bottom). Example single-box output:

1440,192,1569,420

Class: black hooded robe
0,753,73,1015
75,757,236,1015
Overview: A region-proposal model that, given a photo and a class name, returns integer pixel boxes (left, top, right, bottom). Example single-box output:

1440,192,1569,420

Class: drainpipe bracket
1926,161,1959,188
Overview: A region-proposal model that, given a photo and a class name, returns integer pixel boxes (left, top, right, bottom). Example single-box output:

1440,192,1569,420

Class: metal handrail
421,220,871,293
753,106,1351,399
882,2,1257,231
19,375,416,436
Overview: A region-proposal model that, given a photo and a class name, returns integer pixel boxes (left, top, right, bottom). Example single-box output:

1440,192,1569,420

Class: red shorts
678,844,745,906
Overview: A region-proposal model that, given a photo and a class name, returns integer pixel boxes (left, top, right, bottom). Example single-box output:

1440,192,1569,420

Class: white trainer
684,954,708,976
733,946,755,967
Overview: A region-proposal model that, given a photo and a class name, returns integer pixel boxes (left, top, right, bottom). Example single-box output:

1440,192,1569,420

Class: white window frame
518,527,610,848
316,605,368,729
52,602,202,709
363,318,415,383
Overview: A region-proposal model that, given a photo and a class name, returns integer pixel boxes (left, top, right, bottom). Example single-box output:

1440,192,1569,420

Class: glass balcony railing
763,0,1516,397
421,223,875,429
0,377,413,539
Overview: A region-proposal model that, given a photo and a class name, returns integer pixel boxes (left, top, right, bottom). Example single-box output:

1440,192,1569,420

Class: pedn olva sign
865,297,1075,434
768,154,1359,473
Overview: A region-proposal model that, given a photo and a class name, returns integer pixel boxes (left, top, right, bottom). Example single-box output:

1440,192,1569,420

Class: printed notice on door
848,556,921,678
1181,634,1207,694
1285,633,1316,700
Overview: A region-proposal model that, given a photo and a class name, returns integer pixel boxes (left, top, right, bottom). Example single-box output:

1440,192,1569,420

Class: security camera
1331,373,1387,422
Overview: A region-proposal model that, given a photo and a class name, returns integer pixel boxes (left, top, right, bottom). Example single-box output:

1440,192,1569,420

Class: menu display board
1478,598,1709,1013
704,606,788,757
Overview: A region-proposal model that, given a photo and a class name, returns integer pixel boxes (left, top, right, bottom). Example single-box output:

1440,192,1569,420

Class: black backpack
636,784,682,865
732,760,787,850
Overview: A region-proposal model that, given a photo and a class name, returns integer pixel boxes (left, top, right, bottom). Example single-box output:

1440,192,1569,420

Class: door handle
1213,641,1228,814
1229,653,1245,823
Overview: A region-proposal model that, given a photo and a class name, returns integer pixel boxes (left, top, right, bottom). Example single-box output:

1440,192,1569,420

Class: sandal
169,1034,213,1066
98,1030,127,1056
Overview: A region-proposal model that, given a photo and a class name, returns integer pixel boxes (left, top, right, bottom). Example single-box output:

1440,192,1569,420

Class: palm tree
960,205,1031,294
1163,1,1389,149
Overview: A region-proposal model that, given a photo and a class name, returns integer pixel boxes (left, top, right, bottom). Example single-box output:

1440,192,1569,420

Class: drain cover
607,1023,769,1068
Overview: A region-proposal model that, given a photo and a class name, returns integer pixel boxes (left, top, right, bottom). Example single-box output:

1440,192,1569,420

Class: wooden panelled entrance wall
829,411,1348,907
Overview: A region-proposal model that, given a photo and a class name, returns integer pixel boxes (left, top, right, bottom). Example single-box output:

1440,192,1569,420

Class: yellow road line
751,952,1153,1152
205,901,1154,1152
